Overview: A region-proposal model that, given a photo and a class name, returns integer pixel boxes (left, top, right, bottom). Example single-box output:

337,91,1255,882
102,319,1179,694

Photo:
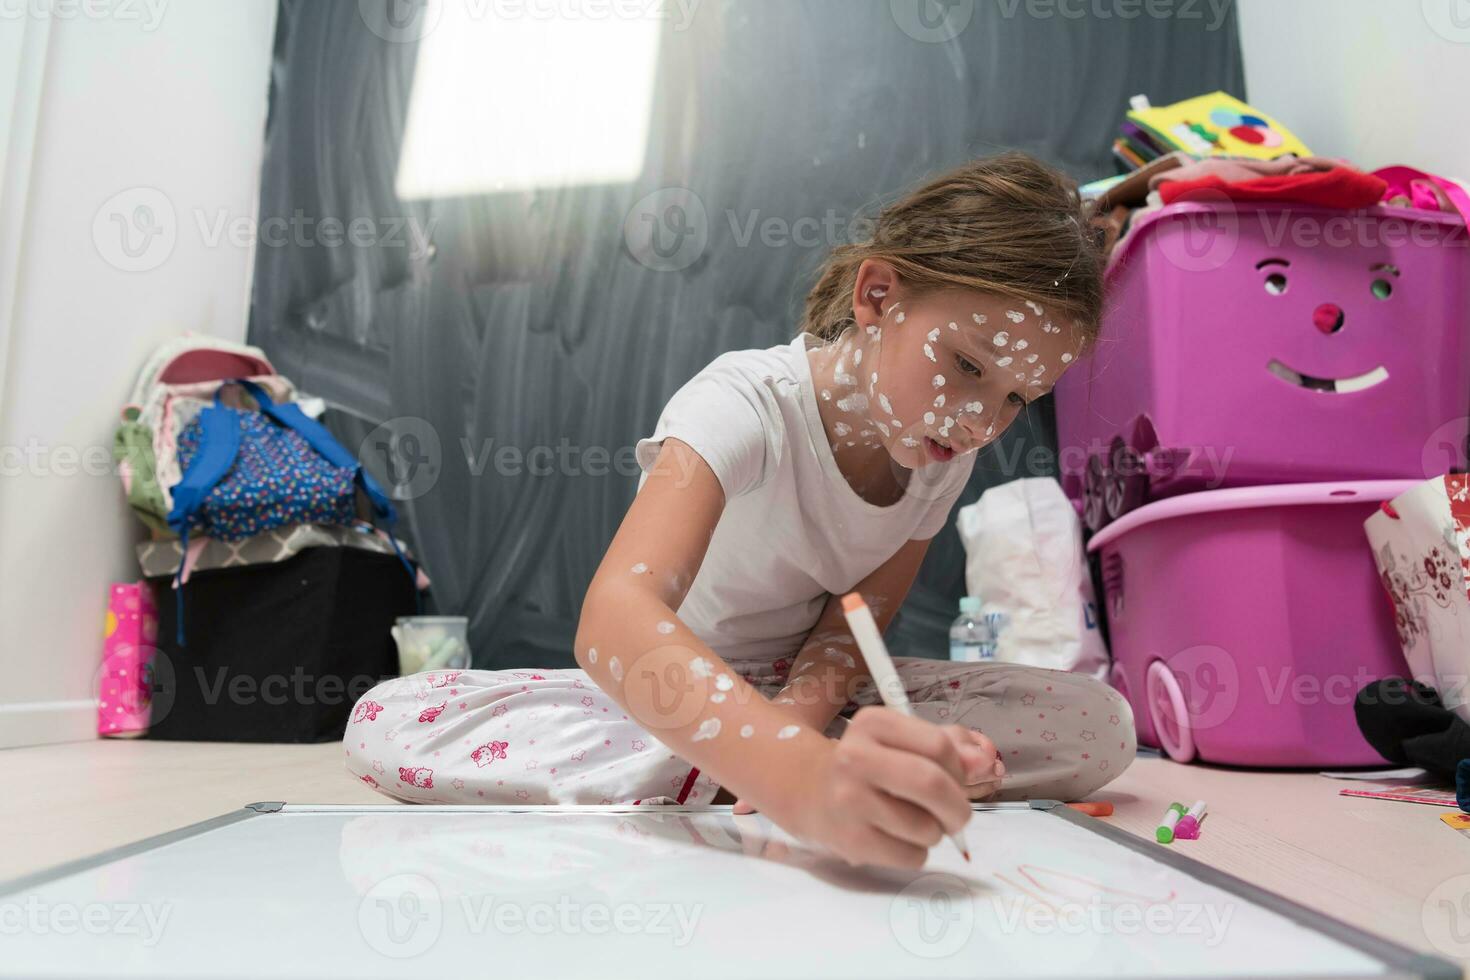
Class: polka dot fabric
175,409,358,541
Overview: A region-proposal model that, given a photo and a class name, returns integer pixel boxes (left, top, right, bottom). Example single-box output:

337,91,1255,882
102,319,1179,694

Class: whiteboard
0,803,1452,979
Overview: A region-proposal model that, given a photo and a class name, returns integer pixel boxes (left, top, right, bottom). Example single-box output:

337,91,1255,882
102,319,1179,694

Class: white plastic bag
955,478,1109,678
1364,474,1470,722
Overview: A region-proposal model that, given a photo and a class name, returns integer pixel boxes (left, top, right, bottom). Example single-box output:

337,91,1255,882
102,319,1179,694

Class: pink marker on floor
1174,799,1208,840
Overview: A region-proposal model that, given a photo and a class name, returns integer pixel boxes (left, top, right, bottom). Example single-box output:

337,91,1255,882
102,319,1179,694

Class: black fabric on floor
1355,678,1470,778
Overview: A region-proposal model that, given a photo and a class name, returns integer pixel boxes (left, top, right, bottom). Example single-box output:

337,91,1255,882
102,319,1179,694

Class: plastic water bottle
949,596,994,662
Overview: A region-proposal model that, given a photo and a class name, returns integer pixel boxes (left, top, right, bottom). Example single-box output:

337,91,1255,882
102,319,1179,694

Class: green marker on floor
1156,802,1187,843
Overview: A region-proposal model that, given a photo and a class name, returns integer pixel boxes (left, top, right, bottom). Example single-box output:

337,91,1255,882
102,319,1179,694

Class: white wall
0,1,277,747
1238,0,1470,180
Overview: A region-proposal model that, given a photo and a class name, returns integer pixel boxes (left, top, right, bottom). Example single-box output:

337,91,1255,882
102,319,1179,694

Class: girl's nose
1313,303,1344,334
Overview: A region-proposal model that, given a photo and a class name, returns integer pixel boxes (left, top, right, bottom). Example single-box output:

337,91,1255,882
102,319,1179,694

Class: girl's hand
755,706,975,869
941,726,1005,800
731,716,1002,813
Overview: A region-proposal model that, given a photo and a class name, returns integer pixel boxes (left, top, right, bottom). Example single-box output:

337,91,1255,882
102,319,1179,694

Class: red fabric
675,766,701,804
1158,167,1388,209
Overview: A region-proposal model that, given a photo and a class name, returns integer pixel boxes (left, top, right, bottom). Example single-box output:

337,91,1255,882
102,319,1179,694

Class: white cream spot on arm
692,718,721,741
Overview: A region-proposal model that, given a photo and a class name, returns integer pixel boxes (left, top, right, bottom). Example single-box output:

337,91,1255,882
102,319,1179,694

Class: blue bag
166,379,416,644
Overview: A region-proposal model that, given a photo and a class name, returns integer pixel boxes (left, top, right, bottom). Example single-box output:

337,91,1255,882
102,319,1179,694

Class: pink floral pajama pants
343,659,1136,805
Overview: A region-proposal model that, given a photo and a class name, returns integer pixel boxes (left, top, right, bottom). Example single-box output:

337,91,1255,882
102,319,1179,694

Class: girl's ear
851,259,899,326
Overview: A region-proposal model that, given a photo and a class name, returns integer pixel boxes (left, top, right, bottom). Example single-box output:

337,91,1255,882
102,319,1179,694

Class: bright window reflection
395,0,662,198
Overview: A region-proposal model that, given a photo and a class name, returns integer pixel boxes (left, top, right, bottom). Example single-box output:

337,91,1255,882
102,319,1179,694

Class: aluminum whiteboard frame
0,800,1456,980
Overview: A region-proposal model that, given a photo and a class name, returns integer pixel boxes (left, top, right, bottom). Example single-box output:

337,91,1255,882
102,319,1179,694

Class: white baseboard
0,700,97,749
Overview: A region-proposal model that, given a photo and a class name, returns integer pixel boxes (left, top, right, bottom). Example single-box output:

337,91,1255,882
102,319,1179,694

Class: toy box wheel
1146,660,1197,763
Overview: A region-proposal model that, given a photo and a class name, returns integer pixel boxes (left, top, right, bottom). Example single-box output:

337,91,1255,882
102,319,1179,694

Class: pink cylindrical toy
1090,481,1413,767
97,582,159,738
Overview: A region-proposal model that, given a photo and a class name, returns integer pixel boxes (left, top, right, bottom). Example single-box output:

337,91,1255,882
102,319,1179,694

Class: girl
346,152,1135,869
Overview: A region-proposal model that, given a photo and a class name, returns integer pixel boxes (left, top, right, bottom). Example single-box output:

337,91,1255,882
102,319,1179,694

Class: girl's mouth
924,436,956,463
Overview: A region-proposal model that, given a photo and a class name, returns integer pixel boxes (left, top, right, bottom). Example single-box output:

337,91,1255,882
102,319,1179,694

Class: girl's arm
770,538,933,732
756,539,1005,800
575,439,983,868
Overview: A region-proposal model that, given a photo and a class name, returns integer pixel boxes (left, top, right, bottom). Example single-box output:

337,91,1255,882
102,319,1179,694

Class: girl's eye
1264,273,1288,295
954,354,981,377
1007,392,1025,407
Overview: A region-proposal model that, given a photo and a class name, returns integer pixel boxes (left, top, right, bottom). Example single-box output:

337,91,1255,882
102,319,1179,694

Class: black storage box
146,546,414,743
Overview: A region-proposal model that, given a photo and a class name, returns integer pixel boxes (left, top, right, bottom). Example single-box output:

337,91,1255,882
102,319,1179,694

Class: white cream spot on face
821,389,831,401
870,372,878,385
1026,353,1039,364
715,674,734,691
853,348,862,365
948,321,959,331
923,411,936,425
776,725,801,740
1025,300,1044,316
833,421,851,438
836,393,868,413
972,313,987,325
692,718,721,741
657,621,676,635
927,327,940,343
944,416,955,429
923,344,936,363
1006,310,1025,323
609,656,623,681
894,311,905,324
890,418,902,429
901,436,919,447
933,393,945,408
878,393,893,415
710,692,726,703
876,421,890,437
740,725,754,738
964,401,983,414
1061,352,1074,363
588,647,598,664
1033,365,1047,377
630,562,648,574
992,331,1010,346
932,375,946,389
997,356,1013,367
689,656,713,678
866,323,878,337
1013,339,1029,351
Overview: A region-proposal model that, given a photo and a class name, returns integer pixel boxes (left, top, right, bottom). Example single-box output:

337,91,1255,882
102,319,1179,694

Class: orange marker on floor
1067,801,1114,817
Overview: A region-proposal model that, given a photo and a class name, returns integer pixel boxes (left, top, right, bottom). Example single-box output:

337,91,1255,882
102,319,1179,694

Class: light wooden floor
3,739,1466,974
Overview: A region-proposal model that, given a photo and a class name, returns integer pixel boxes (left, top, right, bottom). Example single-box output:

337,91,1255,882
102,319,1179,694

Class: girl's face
853,285,1084,471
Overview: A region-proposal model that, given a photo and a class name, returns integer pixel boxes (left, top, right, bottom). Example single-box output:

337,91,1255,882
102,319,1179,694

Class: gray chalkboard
248,0,1244,667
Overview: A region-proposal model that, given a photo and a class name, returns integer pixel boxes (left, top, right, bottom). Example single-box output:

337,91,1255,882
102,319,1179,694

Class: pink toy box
1089,481,1413,767
1057,200,1470,527
97,582,159,737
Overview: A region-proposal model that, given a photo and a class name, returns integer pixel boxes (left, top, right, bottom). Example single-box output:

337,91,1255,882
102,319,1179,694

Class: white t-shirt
635,334,976,664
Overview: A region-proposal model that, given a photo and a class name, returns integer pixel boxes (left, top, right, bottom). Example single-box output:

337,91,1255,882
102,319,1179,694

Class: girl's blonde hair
800,152,1104,344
